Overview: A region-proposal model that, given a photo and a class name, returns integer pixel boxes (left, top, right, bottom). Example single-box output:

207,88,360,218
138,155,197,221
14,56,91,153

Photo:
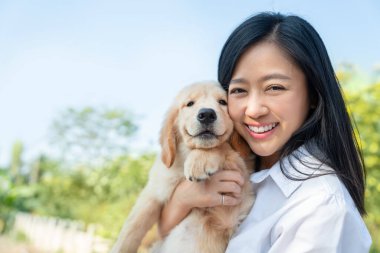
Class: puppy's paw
184,157,219,182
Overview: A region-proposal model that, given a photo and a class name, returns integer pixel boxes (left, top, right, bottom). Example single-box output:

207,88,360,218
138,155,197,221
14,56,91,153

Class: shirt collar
250,145,324,198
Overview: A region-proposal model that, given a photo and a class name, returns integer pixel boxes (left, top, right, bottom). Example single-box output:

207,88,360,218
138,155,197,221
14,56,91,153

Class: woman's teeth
248,123,277,133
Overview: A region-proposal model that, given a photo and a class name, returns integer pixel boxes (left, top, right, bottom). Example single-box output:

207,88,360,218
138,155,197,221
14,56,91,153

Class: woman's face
228,41,310,168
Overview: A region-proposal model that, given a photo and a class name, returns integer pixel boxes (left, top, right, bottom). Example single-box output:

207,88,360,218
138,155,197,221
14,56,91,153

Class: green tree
10,141,24,185
49,107,137,166
1,106,151,241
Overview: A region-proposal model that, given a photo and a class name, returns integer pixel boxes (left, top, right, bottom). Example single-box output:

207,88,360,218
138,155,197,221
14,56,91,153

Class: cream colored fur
110,81,255,253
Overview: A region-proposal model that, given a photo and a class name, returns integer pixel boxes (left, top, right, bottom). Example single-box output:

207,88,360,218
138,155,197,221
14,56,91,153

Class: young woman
159,12,372,252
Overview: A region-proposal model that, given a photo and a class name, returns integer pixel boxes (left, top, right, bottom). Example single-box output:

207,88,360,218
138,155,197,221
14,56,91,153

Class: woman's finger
212,170,245,186
216,181,242,195
211,193,242,207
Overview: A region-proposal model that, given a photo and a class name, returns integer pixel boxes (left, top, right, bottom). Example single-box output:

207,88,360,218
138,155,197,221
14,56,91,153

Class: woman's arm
159,170,245,237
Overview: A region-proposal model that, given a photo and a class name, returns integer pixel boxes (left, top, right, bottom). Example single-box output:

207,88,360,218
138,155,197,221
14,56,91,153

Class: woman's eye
267,85,285,91
229,88,246,94
218,99,227,105
187,101,194,107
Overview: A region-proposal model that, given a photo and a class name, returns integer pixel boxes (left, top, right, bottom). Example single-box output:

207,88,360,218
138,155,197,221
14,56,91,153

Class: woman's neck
259,151,280,170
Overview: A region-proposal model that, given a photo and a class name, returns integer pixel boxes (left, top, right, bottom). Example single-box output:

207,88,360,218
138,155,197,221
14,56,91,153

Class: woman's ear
229,130,252,159
159,105,179,168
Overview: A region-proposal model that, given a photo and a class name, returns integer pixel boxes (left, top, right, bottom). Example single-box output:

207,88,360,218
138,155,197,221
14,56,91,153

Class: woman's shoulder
285,146,356,210
269,145,355,208
294,171,354,210
248,146,372,249
252,144,358,211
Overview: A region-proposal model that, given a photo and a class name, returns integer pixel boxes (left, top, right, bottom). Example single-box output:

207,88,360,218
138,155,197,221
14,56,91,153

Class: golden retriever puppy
111,81,255,253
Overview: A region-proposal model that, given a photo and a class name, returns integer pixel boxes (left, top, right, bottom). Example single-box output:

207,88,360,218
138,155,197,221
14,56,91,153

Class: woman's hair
218,12,366,215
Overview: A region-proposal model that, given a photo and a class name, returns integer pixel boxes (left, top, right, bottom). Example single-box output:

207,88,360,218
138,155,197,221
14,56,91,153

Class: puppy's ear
159,105,178,168
230,131,252,159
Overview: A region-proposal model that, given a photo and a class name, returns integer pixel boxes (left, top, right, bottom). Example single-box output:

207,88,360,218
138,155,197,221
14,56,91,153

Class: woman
159,12,372,252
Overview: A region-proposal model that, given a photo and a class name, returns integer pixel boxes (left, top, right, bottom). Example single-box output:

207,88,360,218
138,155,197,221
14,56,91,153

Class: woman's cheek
227,99,242,122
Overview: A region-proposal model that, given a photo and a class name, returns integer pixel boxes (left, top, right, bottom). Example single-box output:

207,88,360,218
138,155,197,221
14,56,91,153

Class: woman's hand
159,170,245,237
177,169,245,208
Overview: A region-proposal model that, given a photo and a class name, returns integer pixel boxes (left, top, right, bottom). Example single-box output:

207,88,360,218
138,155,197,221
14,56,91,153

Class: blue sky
0,0,379,166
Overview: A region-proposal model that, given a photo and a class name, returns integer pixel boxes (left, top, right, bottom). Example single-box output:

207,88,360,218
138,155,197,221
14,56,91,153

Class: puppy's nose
197,108,217,124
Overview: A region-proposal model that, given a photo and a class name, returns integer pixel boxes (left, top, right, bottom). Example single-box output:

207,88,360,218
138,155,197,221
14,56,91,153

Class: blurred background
0,0,379,252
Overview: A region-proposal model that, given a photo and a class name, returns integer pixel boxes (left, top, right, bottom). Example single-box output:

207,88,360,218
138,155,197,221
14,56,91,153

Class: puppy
111,81,255,253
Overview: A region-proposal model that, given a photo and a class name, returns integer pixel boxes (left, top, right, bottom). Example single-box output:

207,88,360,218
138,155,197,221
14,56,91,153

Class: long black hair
218,12,366,215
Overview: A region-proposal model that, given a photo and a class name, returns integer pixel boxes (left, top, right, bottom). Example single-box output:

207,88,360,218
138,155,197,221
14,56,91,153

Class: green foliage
0,106,149,240
10,141,24,185
30,153,153,238
75,153,155,238
0,151,155,239
343,79,380,252
0,168,34,233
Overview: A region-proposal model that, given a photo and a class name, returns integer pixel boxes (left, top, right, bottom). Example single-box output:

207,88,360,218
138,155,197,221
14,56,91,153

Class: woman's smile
245,122,279,139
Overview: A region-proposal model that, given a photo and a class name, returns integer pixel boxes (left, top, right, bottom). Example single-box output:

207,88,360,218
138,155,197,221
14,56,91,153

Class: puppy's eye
218,99,227,106
187,101,194,107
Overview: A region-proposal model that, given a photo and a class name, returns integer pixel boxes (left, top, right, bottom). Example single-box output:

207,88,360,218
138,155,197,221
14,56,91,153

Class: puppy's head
160,81,234,168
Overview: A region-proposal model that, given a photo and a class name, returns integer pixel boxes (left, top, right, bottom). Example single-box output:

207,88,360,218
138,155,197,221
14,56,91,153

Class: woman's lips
245,123,278,139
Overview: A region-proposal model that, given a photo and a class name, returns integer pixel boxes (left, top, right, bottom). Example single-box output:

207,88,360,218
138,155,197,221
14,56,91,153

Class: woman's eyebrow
230,78,249,84
230,74,291,85
259,73,291,82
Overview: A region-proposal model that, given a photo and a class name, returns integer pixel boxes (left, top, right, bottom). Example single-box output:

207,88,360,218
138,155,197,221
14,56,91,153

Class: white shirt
226,146,372,253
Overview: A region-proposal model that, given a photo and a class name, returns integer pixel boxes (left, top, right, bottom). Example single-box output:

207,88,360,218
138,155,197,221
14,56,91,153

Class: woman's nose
245,95,269,119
